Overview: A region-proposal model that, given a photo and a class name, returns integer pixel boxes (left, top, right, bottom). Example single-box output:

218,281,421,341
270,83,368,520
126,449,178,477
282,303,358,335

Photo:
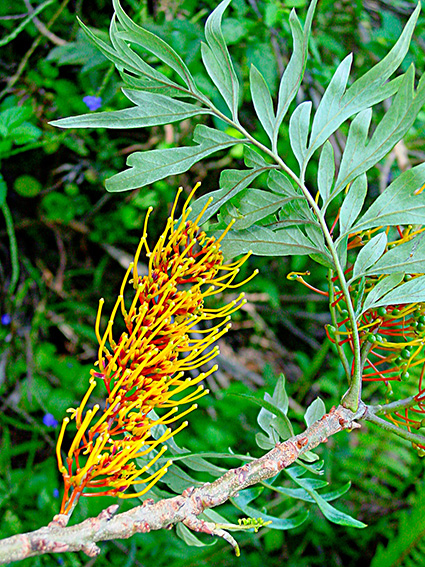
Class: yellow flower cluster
56,186,256,514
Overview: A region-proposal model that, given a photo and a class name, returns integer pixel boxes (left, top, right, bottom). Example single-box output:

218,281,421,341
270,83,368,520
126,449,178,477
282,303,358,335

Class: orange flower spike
56,186,256,512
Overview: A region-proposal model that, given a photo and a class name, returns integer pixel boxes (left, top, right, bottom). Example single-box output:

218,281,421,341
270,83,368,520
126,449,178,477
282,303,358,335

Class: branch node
236,463,250,484
33,539,68,553
134,521,151,533
48,514,69,528
81,542,101,557
97,504,119,522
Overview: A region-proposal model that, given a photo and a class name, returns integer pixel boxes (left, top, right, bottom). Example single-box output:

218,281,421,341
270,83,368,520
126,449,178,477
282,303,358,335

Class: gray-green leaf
250,64,275,143
188,149,274,225
273,1,317,150
270,480,351,504
232,490,310,530
349,163,425,235
305,3,420,164
339,174,368,235
113,0,198,93
176,523,216,547
50,90,210,129
218,225,319,258
364,234,425,276
367,275,425,308
285,469,366,528
333,68,425,199
202,0,240,120
267,169,302,199
309,54,352,160
78,17,184,96
289,101,312,170
228,188,296,231
351,232,388,282
304,398,326,427
360,273,405,315
106,125,242,192
317,141,335,203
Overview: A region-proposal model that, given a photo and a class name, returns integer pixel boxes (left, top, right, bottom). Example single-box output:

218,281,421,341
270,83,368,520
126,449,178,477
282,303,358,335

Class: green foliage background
1,0,425,565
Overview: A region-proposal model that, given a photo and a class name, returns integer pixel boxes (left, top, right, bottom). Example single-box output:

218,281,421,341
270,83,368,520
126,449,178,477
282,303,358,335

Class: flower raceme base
56,185,257,514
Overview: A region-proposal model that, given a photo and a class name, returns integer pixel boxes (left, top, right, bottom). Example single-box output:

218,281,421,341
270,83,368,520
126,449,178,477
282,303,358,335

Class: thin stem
1,201,19,296
360,340,374,374
200,99,362,410
365,411,425,446
327,270,350,380
369,395,422,415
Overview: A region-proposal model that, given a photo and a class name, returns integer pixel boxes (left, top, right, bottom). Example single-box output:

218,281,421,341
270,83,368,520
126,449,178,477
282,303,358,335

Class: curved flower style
56,185,257,514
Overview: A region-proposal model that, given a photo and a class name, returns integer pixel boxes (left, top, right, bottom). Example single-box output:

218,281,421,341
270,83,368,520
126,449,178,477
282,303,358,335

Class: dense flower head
56,185,257,514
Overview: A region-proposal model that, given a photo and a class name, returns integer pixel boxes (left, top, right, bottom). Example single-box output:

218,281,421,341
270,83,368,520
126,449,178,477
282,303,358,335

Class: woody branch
0,404,366,565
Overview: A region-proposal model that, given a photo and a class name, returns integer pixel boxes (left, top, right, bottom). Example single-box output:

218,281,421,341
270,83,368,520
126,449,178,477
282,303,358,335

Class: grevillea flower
290,222,425,452
56,185,257,514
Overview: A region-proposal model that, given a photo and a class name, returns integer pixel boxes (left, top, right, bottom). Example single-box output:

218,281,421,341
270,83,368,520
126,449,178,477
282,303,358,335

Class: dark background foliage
1,0,425,565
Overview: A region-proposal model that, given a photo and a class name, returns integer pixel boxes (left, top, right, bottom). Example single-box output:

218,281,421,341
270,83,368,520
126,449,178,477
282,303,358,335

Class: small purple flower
83,95,102,111
1,314,11,325
43,413,58,428
53,488,60,498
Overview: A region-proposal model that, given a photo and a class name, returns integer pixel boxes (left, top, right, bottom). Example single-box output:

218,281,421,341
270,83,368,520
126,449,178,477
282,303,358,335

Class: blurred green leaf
13,175,42,198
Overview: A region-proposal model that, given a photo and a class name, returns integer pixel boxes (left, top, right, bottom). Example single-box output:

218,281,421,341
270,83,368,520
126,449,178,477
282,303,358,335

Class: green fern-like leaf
371,485,425,567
